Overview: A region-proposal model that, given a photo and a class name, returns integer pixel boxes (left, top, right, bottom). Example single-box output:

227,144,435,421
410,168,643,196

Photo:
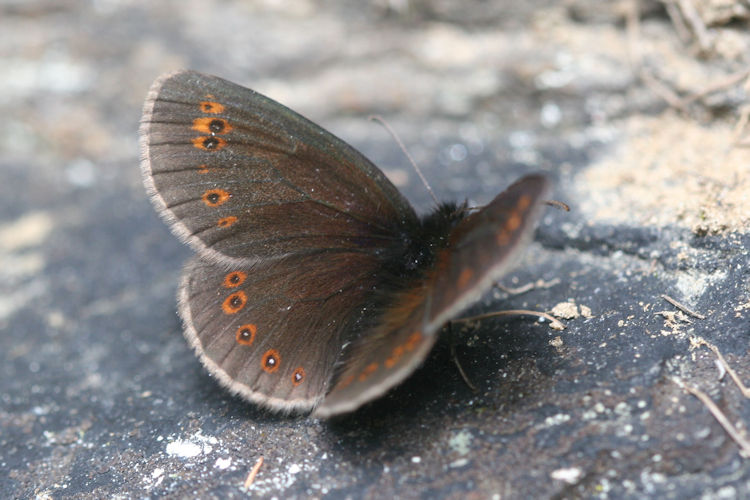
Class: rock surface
1,1,749,498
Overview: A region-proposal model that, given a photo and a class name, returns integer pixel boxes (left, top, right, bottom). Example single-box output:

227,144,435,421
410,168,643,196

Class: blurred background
1,0,749,498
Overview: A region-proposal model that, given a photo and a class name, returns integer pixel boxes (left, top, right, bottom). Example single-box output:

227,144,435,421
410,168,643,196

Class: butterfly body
140,70,550,418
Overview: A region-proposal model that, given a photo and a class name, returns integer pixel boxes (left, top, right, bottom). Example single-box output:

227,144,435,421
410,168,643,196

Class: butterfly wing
315,175,551,418
179,253,383,412
140,71,419,411
425,174,551,328
140,70,417,267
313,281,439,418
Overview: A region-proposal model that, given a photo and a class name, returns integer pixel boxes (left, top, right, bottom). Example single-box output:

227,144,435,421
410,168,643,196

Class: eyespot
192,136,226,151
222,291,247,314
236,324,257,345
199,101,225,114
292,367,305,386
262,350,280,373
223,271,246,288
202,189,230,207
192,117,232,134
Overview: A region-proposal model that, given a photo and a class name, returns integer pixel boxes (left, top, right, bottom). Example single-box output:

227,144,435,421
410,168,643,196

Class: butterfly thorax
337,199,469,366
391,200,469,278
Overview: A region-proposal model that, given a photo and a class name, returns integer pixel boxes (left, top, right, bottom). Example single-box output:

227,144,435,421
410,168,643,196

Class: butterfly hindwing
179,251,383,412
313,283,438,418
140,70,417,266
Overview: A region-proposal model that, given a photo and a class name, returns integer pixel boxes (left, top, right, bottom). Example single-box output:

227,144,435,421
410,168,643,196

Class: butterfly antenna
369,115,440,205
545,199,570,211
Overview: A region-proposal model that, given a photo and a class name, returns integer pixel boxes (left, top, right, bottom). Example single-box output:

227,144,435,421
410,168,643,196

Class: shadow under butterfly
139,70,554,418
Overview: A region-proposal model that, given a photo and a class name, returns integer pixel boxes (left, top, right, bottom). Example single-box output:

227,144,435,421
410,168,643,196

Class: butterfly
139,70,552,418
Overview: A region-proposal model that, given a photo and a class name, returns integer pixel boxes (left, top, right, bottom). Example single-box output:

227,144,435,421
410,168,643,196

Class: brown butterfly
139,70,551,418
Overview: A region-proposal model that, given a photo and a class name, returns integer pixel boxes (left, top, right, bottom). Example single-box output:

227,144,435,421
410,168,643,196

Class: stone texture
1,1,749,498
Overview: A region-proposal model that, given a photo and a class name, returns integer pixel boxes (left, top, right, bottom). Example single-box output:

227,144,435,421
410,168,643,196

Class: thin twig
661,294,707,319
625,0,642,69
630,1,686,112
693,337,750,398
671,377,750,458
450,339,478,393
243,456,264,489
733,105,750,146
495,282,536,296
640,69,689,112
677,0,713,53
683,68,750,105
454,309,566,331
663,0,692,44
495,278,561,297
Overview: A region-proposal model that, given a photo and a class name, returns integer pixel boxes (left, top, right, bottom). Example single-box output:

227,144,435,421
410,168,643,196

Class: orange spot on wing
404,331,422,352
358,362,379,381
379,285,428,332
192,136,227,151
505,212,522,232
202,188,230,207
198,164,210,174
222,291,247,314
458,267,474,289
338,373,356,389
517,194,532,211
292,367,305,386
261,350,280,373
384,332,423,370
192,117,232,134
200,100,225,114
496,229,510,246
217,216,238,228
223,271,246,288
236,324,257,345
385,345,405,368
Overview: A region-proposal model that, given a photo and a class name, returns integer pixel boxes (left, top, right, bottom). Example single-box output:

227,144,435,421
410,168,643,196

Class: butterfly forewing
140,70,417,266
425,175,551,329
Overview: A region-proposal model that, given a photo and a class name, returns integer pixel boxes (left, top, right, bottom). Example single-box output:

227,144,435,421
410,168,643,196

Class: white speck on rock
448,429,473,456
166,440,202,458
165,431,219,458
551,467,582,484
543,413,571,427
